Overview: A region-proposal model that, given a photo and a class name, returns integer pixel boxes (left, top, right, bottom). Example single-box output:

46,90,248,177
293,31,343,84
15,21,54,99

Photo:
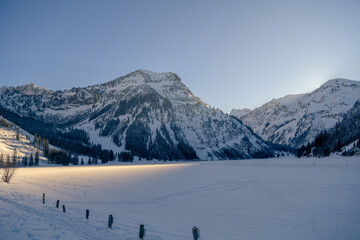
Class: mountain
0,69,274,160
297,100,360,157
230,78,360,148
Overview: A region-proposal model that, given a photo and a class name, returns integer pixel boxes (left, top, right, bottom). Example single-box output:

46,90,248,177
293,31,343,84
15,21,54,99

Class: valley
1,157,359,240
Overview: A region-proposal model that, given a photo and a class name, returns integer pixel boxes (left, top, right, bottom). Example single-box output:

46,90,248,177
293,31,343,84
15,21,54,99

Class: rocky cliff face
0,69,273,160
231,78,360,148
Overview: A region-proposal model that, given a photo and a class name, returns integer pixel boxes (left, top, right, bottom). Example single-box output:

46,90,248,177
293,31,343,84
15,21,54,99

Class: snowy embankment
0,122,48,164
0,127,37,159
1,157,360,240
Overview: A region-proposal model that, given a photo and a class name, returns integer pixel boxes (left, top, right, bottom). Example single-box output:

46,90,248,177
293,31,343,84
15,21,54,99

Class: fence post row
44,195,202,238
139,224,145,239
192,226,200,240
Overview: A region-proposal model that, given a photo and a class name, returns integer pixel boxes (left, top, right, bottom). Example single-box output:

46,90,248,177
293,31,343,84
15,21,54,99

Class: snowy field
1,157,360,240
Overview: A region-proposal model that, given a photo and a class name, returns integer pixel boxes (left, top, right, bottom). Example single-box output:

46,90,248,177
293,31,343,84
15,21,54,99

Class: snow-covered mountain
297,99,360,157
0,69,273,160
230,78,360,148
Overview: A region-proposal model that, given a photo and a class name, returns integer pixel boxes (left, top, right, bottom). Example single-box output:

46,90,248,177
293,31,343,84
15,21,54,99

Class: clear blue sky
1,0,360,113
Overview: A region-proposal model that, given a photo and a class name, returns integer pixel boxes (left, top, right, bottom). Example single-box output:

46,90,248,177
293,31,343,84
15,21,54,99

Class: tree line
0,149,40,167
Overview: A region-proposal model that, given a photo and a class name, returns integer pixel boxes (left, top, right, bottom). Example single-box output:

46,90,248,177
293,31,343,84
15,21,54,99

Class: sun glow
16,162,196,181
302,73,330,92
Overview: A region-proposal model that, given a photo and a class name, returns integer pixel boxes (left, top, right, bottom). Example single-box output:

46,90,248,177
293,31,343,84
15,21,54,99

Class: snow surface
1,157,360,240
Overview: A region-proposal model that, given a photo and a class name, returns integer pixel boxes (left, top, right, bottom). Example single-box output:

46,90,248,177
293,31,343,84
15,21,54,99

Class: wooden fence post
108,215,113,228
43,193,45,204
139,224,145,239
56,200,60,208
86,209,89,219
192,226,200,240
62,205,66,213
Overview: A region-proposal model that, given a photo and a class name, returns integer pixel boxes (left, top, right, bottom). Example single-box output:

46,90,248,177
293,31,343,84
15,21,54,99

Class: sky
0,0,360,113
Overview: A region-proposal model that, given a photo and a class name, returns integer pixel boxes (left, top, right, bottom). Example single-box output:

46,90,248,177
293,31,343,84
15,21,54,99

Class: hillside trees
118,151,133,162
48,149,70,165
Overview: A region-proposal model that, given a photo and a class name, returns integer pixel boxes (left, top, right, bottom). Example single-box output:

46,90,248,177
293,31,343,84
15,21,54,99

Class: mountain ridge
231,78,360,148
0,69,274,160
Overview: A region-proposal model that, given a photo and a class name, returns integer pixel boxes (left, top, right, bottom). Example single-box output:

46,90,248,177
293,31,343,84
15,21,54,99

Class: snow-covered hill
0,117,46,163
230,78,360,148
0,70,273,160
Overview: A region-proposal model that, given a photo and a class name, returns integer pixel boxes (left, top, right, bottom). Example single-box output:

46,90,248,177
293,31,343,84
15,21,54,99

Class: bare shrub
1,155,17,183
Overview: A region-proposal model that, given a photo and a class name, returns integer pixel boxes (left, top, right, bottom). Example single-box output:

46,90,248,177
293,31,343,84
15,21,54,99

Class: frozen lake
1,157,360,240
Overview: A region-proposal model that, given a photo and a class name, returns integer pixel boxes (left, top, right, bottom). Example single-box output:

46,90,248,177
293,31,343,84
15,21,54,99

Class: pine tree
88,158,92,165
12,149,18,167
109,150,115,161
81,158,84,165
22,155,28,166
38,136,42,149
33,133,38,146
35,151,40,165
43,139,50,156
72,155,79,165
0,153,4,166
16,127,20,141
6,155,11,166
336,139,342,152
29,153,34,166
48,148,55,163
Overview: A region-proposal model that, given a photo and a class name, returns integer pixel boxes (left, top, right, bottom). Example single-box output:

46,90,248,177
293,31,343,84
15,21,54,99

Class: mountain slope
297,99,360,157
0,70,273,160
231,79,360,148
0,116,46,163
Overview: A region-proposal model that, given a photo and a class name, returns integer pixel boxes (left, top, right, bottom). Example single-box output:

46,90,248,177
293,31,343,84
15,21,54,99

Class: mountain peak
105,69,182,90
320,78,359,89
131,69,181,83
15,83,49,95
